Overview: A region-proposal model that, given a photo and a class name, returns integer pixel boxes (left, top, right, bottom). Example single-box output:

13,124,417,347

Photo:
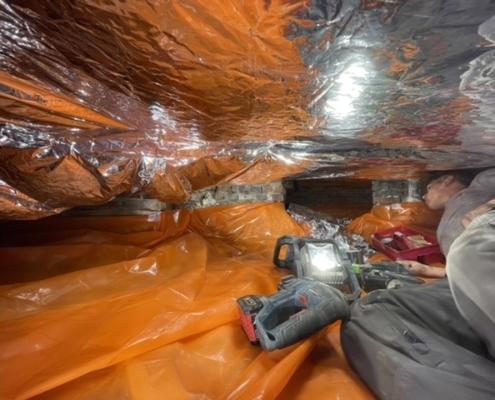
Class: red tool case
371,226,445,264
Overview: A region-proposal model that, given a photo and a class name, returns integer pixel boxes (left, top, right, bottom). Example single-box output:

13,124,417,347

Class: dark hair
428,169,480,187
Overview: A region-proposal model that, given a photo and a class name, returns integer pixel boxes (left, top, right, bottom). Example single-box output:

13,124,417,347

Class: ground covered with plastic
0,203,376,400
0,201,442,399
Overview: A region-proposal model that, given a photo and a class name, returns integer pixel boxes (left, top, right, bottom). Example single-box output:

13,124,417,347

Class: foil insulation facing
1,0,495,218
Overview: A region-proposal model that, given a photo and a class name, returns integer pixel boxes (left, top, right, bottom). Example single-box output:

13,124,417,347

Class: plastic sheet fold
0,204,374,400
189,202,308,256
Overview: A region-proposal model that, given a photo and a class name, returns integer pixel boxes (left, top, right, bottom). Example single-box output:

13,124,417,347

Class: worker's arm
397,260,446,278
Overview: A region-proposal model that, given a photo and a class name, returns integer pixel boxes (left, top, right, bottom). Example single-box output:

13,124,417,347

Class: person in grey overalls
342,169,495,400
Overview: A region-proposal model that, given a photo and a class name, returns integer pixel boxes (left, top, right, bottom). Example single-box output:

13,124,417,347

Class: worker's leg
447,210,495,358
341,280,495,400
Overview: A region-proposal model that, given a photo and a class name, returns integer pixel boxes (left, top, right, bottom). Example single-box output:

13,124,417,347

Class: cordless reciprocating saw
237,276,350,351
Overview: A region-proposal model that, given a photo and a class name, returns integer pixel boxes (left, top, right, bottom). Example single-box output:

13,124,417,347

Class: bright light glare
310,251,336,271
302,243,341,272
337,64,368,93
325,63,370,119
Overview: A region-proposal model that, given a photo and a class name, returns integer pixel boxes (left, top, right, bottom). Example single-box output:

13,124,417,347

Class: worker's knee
447,210,495,306
447,210,495,281
447,210,495,357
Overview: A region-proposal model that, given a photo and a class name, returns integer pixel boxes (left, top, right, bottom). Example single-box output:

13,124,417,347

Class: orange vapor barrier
0,203,373,400
189,202,308,256
347,202,442,242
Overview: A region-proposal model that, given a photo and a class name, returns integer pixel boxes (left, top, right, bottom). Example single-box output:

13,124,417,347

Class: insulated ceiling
1,0,495,218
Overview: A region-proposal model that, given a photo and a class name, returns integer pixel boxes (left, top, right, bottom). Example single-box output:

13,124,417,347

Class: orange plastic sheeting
0,210,190,248
0,243,148,285
32,324,319,400
0,233,274,399
347,202,442,241
0,204,371,400
189,202,308,256
0,211,191,284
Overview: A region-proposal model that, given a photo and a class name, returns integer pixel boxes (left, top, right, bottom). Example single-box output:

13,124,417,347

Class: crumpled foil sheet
1,0,495,218
288,203,375,261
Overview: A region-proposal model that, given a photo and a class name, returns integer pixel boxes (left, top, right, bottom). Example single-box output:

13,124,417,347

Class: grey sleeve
447,210,495,358
469,168,495,191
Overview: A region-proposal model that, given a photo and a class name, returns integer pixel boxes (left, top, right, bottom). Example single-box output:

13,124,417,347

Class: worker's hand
397,260,430,276
462,198,495,228
398,260,446,278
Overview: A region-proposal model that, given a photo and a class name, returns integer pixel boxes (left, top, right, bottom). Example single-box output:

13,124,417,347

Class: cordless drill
352,261,424,292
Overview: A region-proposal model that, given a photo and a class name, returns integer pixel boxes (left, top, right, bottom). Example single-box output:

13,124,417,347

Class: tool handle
273,236,298,269
273,297,349,350
256,282,350,351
